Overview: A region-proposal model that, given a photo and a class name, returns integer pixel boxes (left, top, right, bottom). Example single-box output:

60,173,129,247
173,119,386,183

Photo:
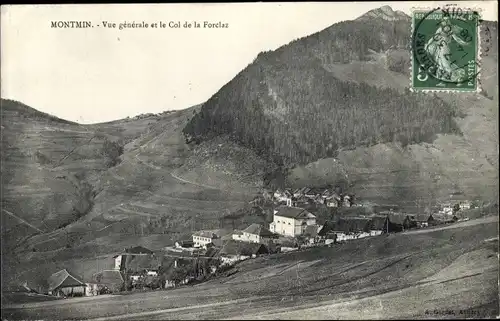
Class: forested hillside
183,12,460,167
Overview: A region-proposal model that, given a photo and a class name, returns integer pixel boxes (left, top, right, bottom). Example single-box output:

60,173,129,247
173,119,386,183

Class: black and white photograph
1,2,498,320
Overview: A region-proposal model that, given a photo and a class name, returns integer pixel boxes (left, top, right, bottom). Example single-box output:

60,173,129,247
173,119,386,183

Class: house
333,217,372,241
262,190,274,201
92,270,125,293
428,213,458,225
114,246,153,271
367,215,387,236
293,187,310,198
192,230,219,248
85,282,99,296
239,223,275,244
274,189,293,204
175,240,195,249
48,269,87,297
304,188,320,199
269,206,317,237
120,254,161,277
231,230,244,241
319,216,386,241
313,194,325,205
459,201,471,211
317,221,336,238
384,214,406,233
343,195,354,207
325,192,342,208
219,240,269,264
439,204,454,215
407,214,431,228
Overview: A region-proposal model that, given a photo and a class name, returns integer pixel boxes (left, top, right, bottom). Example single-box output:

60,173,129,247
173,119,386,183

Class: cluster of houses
269,187,355,208
29,200,466,299
438,200,472,215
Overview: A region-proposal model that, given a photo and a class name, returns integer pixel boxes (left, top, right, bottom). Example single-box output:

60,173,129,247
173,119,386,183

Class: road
402,215,498,235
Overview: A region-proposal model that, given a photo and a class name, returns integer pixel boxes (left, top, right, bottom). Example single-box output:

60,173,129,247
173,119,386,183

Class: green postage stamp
411,7,481,92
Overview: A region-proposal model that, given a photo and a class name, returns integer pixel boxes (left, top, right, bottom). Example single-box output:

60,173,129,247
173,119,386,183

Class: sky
1,2,498,124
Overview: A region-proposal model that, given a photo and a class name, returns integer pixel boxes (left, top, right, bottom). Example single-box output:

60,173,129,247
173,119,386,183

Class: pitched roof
301,187,311,194
318,221,335,236
220,240,269,256
429,213,458,222
93,270,124,285
386,214,407,225
123,254,160,272
47,269,85,291
407,214,431,222
369,215,388,230
243,224,274,237
274,206,316,219
334,217,371,233
176,240,195,247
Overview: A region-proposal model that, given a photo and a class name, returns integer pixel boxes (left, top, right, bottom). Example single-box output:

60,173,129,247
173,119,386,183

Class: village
17,186,478,299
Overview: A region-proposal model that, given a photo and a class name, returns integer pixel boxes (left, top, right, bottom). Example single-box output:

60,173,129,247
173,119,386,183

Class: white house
232,230,244,241
114,255,123,271
439,204,454,215
459,201,471,210
343,195,353,207
192,231,218,248
146,270,158,277
269,206,317,237
273,189,293,205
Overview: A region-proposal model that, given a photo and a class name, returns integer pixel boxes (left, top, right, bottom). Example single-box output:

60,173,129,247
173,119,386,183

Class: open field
2,215,498,320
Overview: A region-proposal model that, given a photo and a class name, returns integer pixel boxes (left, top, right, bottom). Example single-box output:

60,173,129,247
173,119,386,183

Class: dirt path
402,215,498,235
1,209,44,233
84,297,263,321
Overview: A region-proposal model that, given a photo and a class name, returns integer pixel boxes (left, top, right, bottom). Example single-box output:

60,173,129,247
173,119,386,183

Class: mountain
356,5,410,21
183,11,498,205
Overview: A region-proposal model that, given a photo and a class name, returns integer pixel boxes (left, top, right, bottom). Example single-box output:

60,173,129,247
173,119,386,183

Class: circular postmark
412,7,480,87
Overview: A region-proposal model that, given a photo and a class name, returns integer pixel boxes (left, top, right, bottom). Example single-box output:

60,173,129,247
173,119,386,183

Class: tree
453,203,460,213
102,139,124,168
171,266,191,286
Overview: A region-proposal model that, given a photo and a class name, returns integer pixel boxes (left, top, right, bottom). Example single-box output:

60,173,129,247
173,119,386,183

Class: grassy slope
2,216,498,320
1,102,256,290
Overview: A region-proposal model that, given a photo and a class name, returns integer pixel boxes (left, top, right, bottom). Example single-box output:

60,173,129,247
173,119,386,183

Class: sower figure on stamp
424,16,471,82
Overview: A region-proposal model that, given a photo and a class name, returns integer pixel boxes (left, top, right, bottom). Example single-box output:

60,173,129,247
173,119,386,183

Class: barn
47,269,87,297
